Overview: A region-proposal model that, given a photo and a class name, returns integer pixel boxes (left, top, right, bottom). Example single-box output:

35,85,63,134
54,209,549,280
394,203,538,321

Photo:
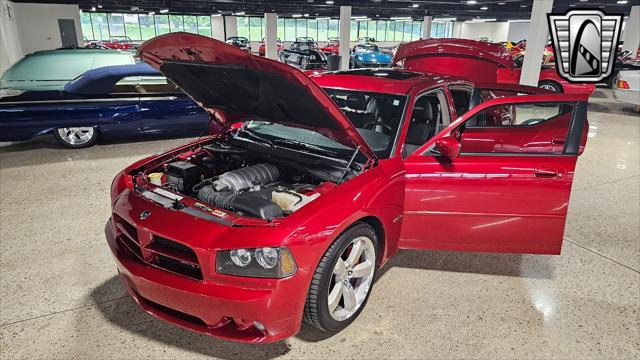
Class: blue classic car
0,63,209,148
349,43,393,68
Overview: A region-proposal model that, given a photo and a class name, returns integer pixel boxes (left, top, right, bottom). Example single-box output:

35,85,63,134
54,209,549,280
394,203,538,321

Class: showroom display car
320,37,340,55
0,63,208,148
225,36,251,52
613,70,640,106
0,48,136,91
258,37,284,56
349,43,393,68
107,32,589,343
279,37,328,69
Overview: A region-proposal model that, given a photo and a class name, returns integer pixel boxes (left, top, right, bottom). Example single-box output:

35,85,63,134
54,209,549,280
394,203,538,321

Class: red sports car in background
394,39,594,96
258,37,284,57
98,36,134,50
106,33,588,343
320,37,340,55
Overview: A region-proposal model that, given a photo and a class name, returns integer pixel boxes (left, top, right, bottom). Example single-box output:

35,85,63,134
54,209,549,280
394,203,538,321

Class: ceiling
15,0,640,21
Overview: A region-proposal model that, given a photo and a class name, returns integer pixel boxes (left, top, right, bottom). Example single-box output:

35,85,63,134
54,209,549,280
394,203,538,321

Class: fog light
253,321,266,331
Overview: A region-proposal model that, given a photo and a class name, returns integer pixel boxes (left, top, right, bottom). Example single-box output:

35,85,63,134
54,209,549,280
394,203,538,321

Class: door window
460,102,575,154
403,90,450,157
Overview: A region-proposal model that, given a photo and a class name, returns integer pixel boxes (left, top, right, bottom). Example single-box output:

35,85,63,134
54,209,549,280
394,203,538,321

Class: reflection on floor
0,89,638,359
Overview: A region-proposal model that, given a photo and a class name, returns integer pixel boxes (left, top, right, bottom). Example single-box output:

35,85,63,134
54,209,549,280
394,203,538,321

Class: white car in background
613,70,640,106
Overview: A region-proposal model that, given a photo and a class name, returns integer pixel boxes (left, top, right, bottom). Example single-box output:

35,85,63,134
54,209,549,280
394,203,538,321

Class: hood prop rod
338,146,360,185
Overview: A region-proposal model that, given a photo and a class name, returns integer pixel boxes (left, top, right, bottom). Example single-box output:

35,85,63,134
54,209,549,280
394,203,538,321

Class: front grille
147,235,202,281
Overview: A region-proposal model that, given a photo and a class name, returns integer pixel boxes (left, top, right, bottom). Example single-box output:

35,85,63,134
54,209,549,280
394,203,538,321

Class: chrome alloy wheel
327,236,376,321
57,127,94,145
539,84,557,92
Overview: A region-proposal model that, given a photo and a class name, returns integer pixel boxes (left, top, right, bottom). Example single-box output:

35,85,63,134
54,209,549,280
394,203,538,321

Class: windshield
242,89,406,159
355,45,379,53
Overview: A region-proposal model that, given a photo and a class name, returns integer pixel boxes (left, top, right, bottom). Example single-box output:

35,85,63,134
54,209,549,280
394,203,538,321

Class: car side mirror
434,135,461,161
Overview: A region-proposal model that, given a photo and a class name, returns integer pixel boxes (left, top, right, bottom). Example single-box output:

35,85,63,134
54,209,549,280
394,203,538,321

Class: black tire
53,127,99,148
301,57,309,69
303,222,379,332
538,80,563,93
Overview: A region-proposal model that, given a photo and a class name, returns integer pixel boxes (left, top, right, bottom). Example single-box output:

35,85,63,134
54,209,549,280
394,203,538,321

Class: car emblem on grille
139,210,151,220
548,9,622,82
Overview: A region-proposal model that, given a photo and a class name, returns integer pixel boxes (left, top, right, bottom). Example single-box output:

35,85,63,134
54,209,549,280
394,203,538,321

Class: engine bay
138,136,361,221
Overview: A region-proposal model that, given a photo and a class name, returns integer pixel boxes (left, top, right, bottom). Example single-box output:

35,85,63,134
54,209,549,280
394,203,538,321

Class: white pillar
211,16,225,41
339,6,351,70
264,13,278,59
224,16,237,38
422,16,433,40
520,0,554,87
0,0,23,75
622,6,640,55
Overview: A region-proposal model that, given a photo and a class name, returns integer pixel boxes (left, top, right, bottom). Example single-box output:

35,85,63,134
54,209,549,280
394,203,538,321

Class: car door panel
399,94,588,255
139,94,209,136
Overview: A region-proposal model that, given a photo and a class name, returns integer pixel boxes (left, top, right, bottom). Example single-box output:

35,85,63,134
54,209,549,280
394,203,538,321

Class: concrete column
339,6,351,70
224,16,237,38
264,13,278,59
622,6,640,55
422,16,433,40
519,0,554,87
211,15,225,41
0,0,23,74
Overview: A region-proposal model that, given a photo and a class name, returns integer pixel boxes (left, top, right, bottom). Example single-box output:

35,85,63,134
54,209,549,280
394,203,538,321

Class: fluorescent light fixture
390,16,412,20
498,2,506,4
355,17,371,21
234,11,246,15
97,4,103,9
411,4,419,7
148,11,155,15
292,14,303,18
326,0,334,4
160,9,169,13
304,13,310,17
617,0,628,4
466,0,477,4
351,15,368,19
211,13,222,17
90,6,96,11
316,17,330,20
434,18,457,21
466,18,497,22
481,6,488,10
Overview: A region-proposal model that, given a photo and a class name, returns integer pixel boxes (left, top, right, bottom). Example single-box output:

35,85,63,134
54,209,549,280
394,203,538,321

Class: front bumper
105,218,303,343
613,88,640,105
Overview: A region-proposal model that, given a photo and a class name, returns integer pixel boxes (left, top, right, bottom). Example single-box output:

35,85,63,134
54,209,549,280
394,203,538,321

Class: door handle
534,168,560,178
551,137,565,145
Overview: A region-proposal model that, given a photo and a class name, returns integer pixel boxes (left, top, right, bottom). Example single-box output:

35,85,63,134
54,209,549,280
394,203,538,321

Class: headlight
216,247,297,278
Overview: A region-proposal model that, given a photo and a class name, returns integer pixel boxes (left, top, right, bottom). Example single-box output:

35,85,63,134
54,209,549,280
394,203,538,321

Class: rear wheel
538,80,563,93
303,222,378,332
53,127,98,148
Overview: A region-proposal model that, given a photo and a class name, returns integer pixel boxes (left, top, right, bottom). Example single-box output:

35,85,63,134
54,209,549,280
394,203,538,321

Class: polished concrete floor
1,89,638,359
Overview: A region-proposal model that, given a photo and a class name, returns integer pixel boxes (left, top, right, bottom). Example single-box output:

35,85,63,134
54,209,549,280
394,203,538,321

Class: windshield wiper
235,126,274,147
272,138,341,157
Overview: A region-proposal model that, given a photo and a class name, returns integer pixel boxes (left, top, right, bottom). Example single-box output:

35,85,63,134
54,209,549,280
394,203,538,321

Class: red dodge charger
106,33,589,343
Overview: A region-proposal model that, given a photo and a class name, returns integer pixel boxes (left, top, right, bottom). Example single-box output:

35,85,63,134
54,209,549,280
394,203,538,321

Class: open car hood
137,33,375,160
393,39,514,82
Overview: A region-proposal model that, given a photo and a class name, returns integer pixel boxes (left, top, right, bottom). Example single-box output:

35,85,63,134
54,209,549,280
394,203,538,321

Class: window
80,12,93,40
108,13,125,36
460,103,576,154
307,19,318,42
296,19,307,38
318,19,328,42
249,17,263,41
197,16,211,37
387,21,396,41
350,20,358,41
277,18,285,40
183,16,198,34
394,21,405,42
170,15,184,32
155,15,170,35
139,14,155,40
328,19,339,39
412,21,422,40
124,13,141,40
404,91,450,156
284,18,295,41
91,13,109,40
377,21,387,41
237,17,250,39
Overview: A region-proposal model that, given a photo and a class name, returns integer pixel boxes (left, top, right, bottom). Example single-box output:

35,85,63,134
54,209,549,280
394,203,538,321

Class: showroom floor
0,89,638,359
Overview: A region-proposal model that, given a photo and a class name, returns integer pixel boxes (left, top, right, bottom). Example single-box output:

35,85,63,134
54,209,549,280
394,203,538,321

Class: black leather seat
404,97,437,155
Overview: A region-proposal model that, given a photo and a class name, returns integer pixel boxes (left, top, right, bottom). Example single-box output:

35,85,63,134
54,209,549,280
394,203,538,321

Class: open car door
400,93,588,254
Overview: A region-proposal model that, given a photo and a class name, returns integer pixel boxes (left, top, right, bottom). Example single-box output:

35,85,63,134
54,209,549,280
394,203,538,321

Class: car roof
310,68,469,95
27,48,128,57
63,63,161,94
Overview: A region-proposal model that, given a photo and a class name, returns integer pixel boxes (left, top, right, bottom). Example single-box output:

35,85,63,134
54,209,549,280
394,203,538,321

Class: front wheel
538,80,563,93
53,127,98,148
303,222,378,332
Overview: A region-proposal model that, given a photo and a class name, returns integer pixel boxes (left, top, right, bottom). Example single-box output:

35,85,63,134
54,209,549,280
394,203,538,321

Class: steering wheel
362,120,392,133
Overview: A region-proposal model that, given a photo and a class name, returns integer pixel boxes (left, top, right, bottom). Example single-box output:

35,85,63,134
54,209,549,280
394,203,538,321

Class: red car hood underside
393,38,514,83
137,32,376,160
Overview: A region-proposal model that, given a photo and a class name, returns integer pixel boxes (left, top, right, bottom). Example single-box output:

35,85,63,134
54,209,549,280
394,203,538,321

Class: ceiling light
355,17,371,21
435,18,457,21
97,4,103,9
211,14,222,17
292,14,302,18
326,0,334,4
411,4,419,7
148,11,155,15
234,11,245,15
390,16,413,20
316,17,330,20
304,14,310,17
159,9,169,13
617,0,628,4
498,2,506,4
481,6,488,10
466,18,497,22
508,19,529,22
351,15,368,19
90,6,96,11
520,4,527,7
579,0,589,2
466,0,477,4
